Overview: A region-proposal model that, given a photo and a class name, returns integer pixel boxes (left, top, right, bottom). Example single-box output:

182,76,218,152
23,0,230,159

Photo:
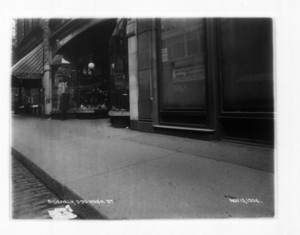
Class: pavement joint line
122,137,274,173
58,130,144,145
181,151,273,174
65,152,174,185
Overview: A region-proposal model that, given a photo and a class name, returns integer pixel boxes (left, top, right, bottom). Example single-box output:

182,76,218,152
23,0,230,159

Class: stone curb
11,148,108,220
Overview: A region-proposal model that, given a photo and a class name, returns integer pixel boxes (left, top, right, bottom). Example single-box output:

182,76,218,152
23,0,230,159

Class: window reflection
160,18,207,110
220,18,273,112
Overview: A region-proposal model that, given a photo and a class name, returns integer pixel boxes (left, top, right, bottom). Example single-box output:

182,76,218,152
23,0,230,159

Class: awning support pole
43,19,52,115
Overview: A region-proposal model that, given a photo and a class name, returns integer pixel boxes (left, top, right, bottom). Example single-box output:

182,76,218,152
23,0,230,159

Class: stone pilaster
127,19,139,121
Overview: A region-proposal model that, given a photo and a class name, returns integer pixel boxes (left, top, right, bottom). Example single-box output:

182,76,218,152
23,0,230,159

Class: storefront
158,19,208,127
12,18,273,145
129,18,274,145
49,19,120,118
11,43,44,115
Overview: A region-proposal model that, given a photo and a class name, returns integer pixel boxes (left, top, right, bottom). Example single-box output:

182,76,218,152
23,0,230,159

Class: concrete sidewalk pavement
11,115,274,219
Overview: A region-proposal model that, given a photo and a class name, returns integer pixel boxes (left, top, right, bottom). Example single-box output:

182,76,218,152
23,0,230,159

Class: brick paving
11,156,78,219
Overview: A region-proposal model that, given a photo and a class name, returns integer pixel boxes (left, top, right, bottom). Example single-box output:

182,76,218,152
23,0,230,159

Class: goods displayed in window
52,56,108,114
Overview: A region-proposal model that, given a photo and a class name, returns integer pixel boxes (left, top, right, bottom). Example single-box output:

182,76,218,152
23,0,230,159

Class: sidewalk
11,115,274,219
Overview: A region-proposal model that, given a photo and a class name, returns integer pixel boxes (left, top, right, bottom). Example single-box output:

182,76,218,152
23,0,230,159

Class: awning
12,43,44,79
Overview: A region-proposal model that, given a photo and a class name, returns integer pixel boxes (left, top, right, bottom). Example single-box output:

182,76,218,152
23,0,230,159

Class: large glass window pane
220,18,273,112
160,18,206,110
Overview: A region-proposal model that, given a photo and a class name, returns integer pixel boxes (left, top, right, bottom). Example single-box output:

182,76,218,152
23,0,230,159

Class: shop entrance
51,19,117,117
13,78,42,115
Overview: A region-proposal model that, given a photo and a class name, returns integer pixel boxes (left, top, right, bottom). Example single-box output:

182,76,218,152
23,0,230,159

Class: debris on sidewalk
224,195,237,199
48,205,77,220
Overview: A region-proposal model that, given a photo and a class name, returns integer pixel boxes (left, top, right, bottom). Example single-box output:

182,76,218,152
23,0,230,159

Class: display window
109,19,129,112
160,18,207,111
219,18,273,112
52,56,108,113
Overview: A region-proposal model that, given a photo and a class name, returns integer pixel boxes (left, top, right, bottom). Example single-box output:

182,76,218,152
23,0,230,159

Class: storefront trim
51,19,108,55
153,124,215,132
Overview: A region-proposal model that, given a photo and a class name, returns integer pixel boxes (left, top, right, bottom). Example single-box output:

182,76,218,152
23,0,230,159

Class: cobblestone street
11,156,78,219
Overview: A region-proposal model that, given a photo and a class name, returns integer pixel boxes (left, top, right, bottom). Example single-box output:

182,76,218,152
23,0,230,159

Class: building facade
127,18,274,145
12,18,274,146
12,19,44,114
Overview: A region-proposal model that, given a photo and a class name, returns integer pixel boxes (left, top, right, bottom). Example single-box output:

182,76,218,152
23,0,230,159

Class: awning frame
11,43,44,80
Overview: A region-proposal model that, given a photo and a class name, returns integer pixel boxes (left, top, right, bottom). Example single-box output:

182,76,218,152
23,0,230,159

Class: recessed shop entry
51,19,118,114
